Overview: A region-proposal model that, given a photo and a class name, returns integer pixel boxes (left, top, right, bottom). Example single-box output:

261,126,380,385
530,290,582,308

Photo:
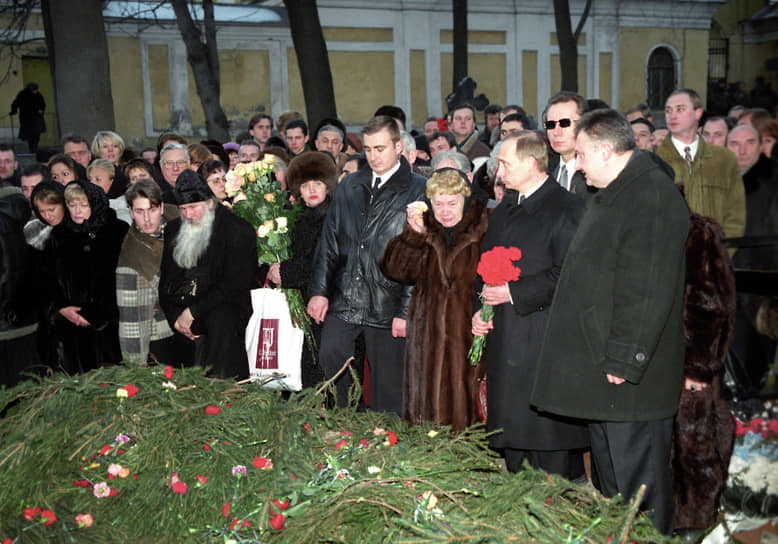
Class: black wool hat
286,151,338,199
174,169,213,205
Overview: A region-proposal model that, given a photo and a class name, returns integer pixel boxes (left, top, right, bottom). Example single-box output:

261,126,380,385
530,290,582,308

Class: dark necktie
683,147,693,175
372,177,382,194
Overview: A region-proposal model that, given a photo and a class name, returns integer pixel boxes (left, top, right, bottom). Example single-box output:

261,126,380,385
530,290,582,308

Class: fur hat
286,151,338,198
174,169,213,205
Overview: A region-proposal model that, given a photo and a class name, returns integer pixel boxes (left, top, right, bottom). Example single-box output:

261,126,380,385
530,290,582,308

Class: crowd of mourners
1,83,777,540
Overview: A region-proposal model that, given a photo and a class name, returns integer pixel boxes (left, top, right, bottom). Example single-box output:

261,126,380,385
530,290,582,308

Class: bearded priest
159,169,257,378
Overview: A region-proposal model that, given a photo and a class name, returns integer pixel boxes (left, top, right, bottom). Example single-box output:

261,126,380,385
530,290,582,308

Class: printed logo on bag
256,319,279,369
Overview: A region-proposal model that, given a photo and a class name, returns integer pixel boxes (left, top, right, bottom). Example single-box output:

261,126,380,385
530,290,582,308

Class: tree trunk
40,0,116,138
452,0,468,93
553,0,593,94
170,0,230,141
553,0,578,93
283,0,337,130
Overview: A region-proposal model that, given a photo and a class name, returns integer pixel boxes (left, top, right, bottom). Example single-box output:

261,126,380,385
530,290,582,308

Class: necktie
559,164,569,191
683,147,693,175
372,177,382,193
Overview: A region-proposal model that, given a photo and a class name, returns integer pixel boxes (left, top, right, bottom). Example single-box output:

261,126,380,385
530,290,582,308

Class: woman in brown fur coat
381,169,489,431
672,211,736,539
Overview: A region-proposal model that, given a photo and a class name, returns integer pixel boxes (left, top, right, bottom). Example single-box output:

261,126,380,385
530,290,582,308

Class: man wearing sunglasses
544,92,591,197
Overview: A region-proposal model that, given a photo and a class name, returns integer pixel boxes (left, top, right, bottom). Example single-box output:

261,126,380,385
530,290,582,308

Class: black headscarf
65,180,113,235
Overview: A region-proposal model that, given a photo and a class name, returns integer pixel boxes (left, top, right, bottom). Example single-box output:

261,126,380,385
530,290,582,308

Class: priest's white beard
173,203,216,269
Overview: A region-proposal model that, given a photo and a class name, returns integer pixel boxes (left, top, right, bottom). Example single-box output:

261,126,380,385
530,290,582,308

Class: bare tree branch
574,0,593,41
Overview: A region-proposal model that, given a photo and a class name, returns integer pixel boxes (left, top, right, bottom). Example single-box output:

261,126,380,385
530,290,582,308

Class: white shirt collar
671,135,699,160
372,161,401,190
520,176,548,201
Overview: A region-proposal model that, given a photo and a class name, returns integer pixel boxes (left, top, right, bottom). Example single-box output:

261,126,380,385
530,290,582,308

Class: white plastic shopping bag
245,288,304,391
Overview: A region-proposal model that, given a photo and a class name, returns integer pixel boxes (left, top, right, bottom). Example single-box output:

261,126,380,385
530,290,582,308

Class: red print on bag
256,318,279,369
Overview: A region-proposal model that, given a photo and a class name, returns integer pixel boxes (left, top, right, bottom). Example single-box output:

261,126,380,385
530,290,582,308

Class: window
647,47,676,109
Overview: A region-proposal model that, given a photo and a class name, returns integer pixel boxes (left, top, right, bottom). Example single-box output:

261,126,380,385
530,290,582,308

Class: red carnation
122,384,139,398
98,444,112,456
272,498,290,511
172,481,188,495
23,506,41,521
40,509,57,526
303,423,311,431
359,438,369,449
196,475,207,485
229,518,241,531
163,365,174,379
203,443,211,451
269,512,286,530
109,488,118,497
73,479,90,488
205,405,220,415
222,502,231,517
4,537,13,544
252,456,272,469
386,430,398,446
468,246,522,365
335,439,348,450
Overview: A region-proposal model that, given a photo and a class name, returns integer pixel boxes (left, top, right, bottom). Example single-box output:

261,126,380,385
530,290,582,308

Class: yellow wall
108,37,143,140
522,50,538,117
286,48,305,118
618,27,710,111
324,27,392,42
410,49,427,128
440,52,506,114
599,52,612,106
729,37,778,90
550,54,586,96
330,51,395,126
147,44,170,131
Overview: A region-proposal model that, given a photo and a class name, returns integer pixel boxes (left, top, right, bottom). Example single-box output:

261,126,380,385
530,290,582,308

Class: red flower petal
163,365,174,379
205,405,221,415
229,518,241,531
360,439,369,449
98,444,112,456
4,537,13,544
40,509,57,526
172,481,188,495
222,502,231,517
109,488,118,497
303,423,311,431
73,479,90,488
99,383,106,388
335,439,348,450
386,431,398,446
272,498,290,511
203,443,211,451
23,506,41,521
107,473,116,480
270,512,286,530
223,440,231,445
289,473,298,480
340,431,354,437
123,384,139,398
117,449,125,455
252,456,271,469
133,474,139,480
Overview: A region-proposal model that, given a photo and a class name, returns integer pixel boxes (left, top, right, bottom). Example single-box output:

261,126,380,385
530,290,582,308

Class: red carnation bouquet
468,246,522,365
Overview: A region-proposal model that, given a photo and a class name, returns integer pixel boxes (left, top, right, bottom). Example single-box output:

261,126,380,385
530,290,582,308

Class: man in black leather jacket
308,115,427,413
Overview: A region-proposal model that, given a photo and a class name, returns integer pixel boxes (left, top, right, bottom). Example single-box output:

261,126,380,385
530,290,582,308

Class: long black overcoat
532,150,690,422
479,178,588,450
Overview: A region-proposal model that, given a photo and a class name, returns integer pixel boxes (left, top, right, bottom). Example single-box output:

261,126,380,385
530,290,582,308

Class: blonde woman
43,181,128,373
380,168,489,431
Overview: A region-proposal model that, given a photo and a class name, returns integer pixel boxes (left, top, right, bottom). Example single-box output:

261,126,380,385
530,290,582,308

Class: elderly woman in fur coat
380,168,489,431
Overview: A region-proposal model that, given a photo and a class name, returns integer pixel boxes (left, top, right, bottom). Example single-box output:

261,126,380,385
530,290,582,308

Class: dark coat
279,199,330,388
309,157,427,327
532,150,690,422
44,183,128,373
10,88,46,140
673,212,736,530
159,204,257,377
0,190,39,386
380,199,489,431
479,179,589,450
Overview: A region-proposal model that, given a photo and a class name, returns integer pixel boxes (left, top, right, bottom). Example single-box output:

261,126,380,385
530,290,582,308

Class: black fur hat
174,169,213,205
286,151,338,199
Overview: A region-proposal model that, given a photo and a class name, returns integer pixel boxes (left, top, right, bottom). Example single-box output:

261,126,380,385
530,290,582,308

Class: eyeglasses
545,118,574,130
163,160,188,169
